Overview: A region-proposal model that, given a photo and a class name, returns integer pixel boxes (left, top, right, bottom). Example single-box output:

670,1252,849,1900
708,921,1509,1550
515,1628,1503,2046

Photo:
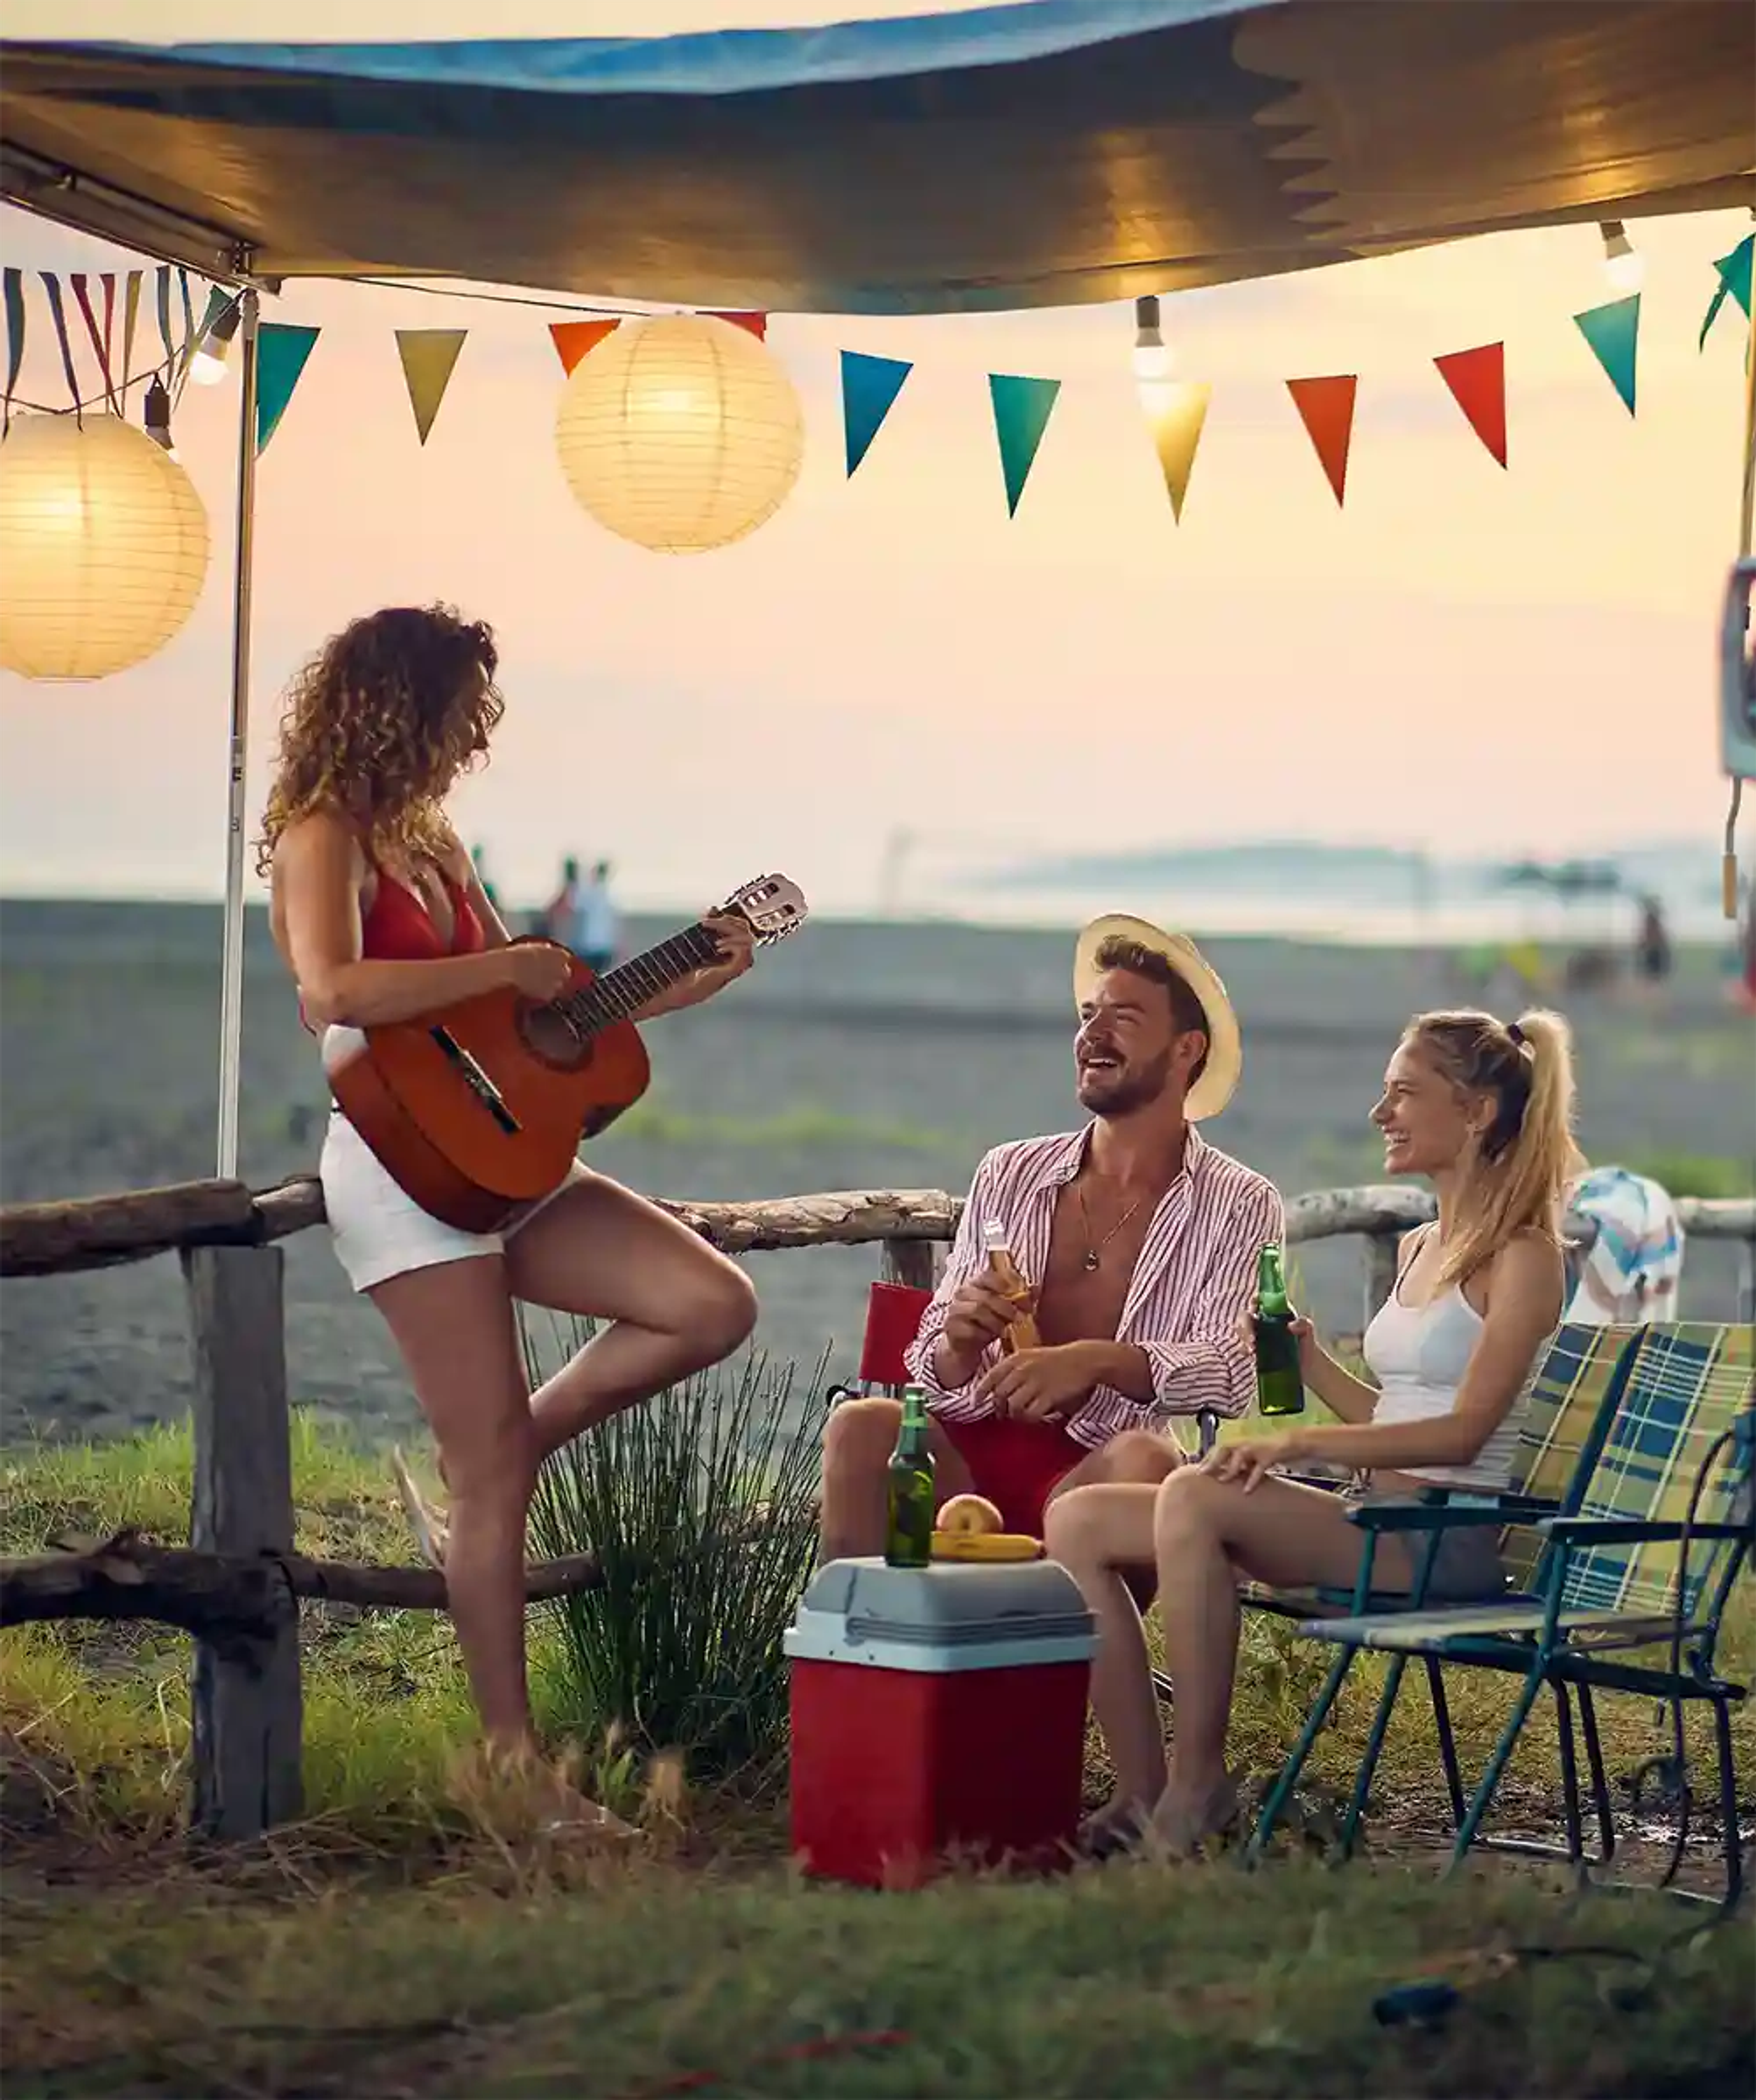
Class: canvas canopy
2,0,1751,312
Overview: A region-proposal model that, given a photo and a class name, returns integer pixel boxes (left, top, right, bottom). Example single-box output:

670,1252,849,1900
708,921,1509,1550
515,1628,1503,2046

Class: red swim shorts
936,1414,1089,1539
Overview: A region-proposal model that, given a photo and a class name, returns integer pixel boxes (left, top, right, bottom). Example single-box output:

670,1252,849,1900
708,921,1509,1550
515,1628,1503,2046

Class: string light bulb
1599,221,1644,295
142,376,178,462
1132,294,1173,383
189,300,241,386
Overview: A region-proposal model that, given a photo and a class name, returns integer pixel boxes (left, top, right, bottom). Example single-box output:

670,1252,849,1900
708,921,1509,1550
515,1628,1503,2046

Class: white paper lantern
554,315,805,554
0,411,211,680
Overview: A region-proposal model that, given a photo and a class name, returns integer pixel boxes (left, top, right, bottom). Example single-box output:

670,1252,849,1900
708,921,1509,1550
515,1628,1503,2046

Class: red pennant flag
550,320,618,375
1286,375,1357,507
710,312,767,340
1434,342,1508,468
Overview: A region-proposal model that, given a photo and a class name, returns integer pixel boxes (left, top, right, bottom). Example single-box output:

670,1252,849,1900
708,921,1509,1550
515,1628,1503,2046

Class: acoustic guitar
328,873,808,1232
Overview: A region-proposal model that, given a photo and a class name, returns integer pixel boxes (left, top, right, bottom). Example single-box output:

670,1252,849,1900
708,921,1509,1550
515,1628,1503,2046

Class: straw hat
1073,914,1242,1121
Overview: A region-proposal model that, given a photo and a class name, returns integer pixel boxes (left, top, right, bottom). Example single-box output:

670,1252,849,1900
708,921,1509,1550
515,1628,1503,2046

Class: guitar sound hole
519,1002,593,1071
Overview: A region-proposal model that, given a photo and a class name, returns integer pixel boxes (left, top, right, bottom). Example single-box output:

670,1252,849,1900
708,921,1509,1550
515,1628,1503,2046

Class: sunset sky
0,1,1751,918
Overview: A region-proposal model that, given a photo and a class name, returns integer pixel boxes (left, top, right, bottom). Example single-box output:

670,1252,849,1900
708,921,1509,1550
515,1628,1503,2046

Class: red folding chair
825,1280,934,1404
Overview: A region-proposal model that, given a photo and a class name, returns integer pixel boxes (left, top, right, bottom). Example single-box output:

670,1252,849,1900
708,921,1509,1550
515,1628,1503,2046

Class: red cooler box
784,1556,1096,1889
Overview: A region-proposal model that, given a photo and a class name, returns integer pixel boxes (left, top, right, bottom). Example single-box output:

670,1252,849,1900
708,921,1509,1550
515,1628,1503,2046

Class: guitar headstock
718,873,808,947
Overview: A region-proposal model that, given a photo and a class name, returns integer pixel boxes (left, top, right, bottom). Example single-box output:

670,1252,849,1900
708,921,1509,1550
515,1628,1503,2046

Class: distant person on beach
543,856,619,974
1633,893,1672,988
1049,1006,1580,1859
469,843,500,917
258,604,758,1825
819,914,1284,1555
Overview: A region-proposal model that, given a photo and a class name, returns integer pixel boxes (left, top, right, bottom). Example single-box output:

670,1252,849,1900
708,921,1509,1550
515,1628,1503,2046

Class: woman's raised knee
680,1258,759,1361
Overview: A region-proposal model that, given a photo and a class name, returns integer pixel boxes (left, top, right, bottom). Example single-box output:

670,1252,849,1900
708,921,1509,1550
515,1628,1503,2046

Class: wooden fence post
880,1236,937,1292
182,1244,304,1840
1362,1230,1400,1332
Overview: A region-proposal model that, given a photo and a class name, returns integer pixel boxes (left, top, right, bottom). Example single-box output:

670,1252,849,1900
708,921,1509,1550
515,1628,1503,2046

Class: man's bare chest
1033,1183,1158,1346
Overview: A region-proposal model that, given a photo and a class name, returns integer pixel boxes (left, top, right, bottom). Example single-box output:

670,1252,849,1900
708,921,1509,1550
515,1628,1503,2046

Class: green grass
1622,1153,1756,1202
5,1850,1752,2097
4,1416,1752,2096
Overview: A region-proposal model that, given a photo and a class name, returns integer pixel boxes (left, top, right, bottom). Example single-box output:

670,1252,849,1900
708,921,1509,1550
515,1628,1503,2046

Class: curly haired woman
1047,1007,1584,1858
263,605,757,1817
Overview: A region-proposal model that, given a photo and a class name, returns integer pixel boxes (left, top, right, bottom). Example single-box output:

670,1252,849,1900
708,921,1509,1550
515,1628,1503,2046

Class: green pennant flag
987,372,1061,517
1573,294,1640,416
841,350,912,477
1699,233,1754,350
257,323,320,454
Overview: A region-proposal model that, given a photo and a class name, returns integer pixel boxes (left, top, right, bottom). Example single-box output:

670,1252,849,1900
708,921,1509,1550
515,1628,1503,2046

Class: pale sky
0,2,1751,915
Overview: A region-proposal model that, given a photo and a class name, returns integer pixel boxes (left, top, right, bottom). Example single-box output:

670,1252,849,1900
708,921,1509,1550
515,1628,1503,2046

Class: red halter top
360,864,485,960
301,861,484,1036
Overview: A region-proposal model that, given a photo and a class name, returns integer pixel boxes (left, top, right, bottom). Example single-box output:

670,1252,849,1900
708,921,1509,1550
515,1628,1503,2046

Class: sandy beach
1,898,1750,1444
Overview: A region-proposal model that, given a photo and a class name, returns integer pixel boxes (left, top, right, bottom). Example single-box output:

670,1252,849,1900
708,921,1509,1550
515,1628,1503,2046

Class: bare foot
391,1446,450,1571
1148,1773,1240,1859
1077,1795,1155,1861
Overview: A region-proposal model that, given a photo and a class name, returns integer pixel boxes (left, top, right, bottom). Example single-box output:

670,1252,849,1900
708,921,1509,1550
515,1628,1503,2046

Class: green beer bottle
884,1385,937,1569
1252,1244,1306,1418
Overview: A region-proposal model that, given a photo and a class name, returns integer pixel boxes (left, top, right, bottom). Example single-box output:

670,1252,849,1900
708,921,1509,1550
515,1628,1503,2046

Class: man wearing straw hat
819,915,1284,1555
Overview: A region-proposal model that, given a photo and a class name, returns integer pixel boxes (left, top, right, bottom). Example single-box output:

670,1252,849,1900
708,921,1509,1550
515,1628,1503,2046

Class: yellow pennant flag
395,328,467,445
1141,379,1211,522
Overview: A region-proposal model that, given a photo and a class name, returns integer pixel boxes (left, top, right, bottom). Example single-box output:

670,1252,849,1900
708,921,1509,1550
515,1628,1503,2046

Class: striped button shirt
904,1124,1285,1448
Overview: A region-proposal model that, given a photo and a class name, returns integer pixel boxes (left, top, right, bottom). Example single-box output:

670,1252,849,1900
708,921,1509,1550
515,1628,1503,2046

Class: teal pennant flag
840,350,912,476
257,323,320,454
987,372,1061,517
1573,294,1640,416
1699,234,1754,350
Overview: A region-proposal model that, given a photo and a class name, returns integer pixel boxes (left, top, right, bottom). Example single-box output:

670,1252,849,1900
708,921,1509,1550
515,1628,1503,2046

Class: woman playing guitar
262,604,758,1827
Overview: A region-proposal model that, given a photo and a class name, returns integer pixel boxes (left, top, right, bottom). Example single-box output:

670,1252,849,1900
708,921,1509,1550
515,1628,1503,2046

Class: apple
937,1492,1005,1536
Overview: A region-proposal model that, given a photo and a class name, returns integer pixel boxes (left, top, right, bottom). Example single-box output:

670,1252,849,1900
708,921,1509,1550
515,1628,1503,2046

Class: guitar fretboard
550,923,723,1039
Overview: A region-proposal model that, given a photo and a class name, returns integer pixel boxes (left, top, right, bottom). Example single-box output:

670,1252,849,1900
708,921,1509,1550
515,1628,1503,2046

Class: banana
930,1530,1044,1563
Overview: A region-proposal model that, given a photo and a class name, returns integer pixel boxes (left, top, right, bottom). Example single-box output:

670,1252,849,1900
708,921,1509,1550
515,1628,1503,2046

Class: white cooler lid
784,1556,1096,1671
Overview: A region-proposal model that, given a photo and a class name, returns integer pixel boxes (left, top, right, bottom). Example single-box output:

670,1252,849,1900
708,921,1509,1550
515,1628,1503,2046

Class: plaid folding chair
1250,1322,1754,1902
1246,1321,1648,1865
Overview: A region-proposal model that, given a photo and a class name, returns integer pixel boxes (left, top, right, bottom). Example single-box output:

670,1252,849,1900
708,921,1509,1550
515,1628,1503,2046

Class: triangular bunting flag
711,312,768,340
395,328,467,444
1699,234,1754,350
1286,374,1357,505
1433,342,1508,466
988,373,1061,517
256,323,320,454
1572,297,1639,417
1142,381,1211,523
550,320,617,375
841,351,912,477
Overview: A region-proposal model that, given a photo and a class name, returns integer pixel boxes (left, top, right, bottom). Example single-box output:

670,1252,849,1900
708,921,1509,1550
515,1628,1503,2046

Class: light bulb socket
203,301,242,354
143,375,173,449
1599,220,1633,262
1135,293,1162,332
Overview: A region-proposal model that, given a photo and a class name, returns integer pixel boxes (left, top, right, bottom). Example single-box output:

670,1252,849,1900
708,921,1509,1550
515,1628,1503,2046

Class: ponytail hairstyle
1402,1007,1586,1290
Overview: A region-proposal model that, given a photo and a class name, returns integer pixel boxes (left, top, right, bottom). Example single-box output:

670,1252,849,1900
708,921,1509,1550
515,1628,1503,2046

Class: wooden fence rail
2,1173,1752,1840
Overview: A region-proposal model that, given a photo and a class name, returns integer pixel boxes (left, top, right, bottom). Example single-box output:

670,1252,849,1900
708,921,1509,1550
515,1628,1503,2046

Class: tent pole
216,288,260,1180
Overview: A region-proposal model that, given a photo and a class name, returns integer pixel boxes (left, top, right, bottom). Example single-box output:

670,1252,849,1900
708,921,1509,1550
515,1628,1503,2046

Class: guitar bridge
430,1027,521,1135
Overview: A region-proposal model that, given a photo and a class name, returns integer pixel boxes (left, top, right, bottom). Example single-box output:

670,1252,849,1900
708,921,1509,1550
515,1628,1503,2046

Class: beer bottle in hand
981,1219,1042,1352
884,1385,937,1568
1252,1244,1306,1418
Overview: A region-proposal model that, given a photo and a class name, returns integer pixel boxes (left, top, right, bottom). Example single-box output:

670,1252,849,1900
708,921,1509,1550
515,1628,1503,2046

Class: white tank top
1361,1265,1527,1493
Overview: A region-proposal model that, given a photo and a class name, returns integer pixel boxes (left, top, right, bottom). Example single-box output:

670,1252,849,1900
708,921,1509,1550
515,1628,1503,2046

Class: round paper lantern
554,314,805,554
0,411,211,680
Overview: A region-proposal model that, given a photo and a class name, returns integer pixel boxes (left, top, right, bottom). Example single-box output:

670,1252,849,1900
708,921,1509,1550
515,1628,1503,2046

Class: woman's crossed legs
1044,1468,1415,1850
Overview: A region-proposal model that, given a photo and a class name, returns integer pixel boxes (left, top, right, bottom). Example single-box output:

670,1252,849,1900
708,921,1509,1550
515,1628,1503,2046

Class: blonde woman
1046,1009,1583,1857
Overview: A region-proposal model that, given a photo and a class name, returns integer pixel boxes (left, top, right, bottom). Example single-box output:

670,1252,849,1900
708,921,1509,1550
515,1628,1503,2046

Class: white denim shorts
319,1107,584,1294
